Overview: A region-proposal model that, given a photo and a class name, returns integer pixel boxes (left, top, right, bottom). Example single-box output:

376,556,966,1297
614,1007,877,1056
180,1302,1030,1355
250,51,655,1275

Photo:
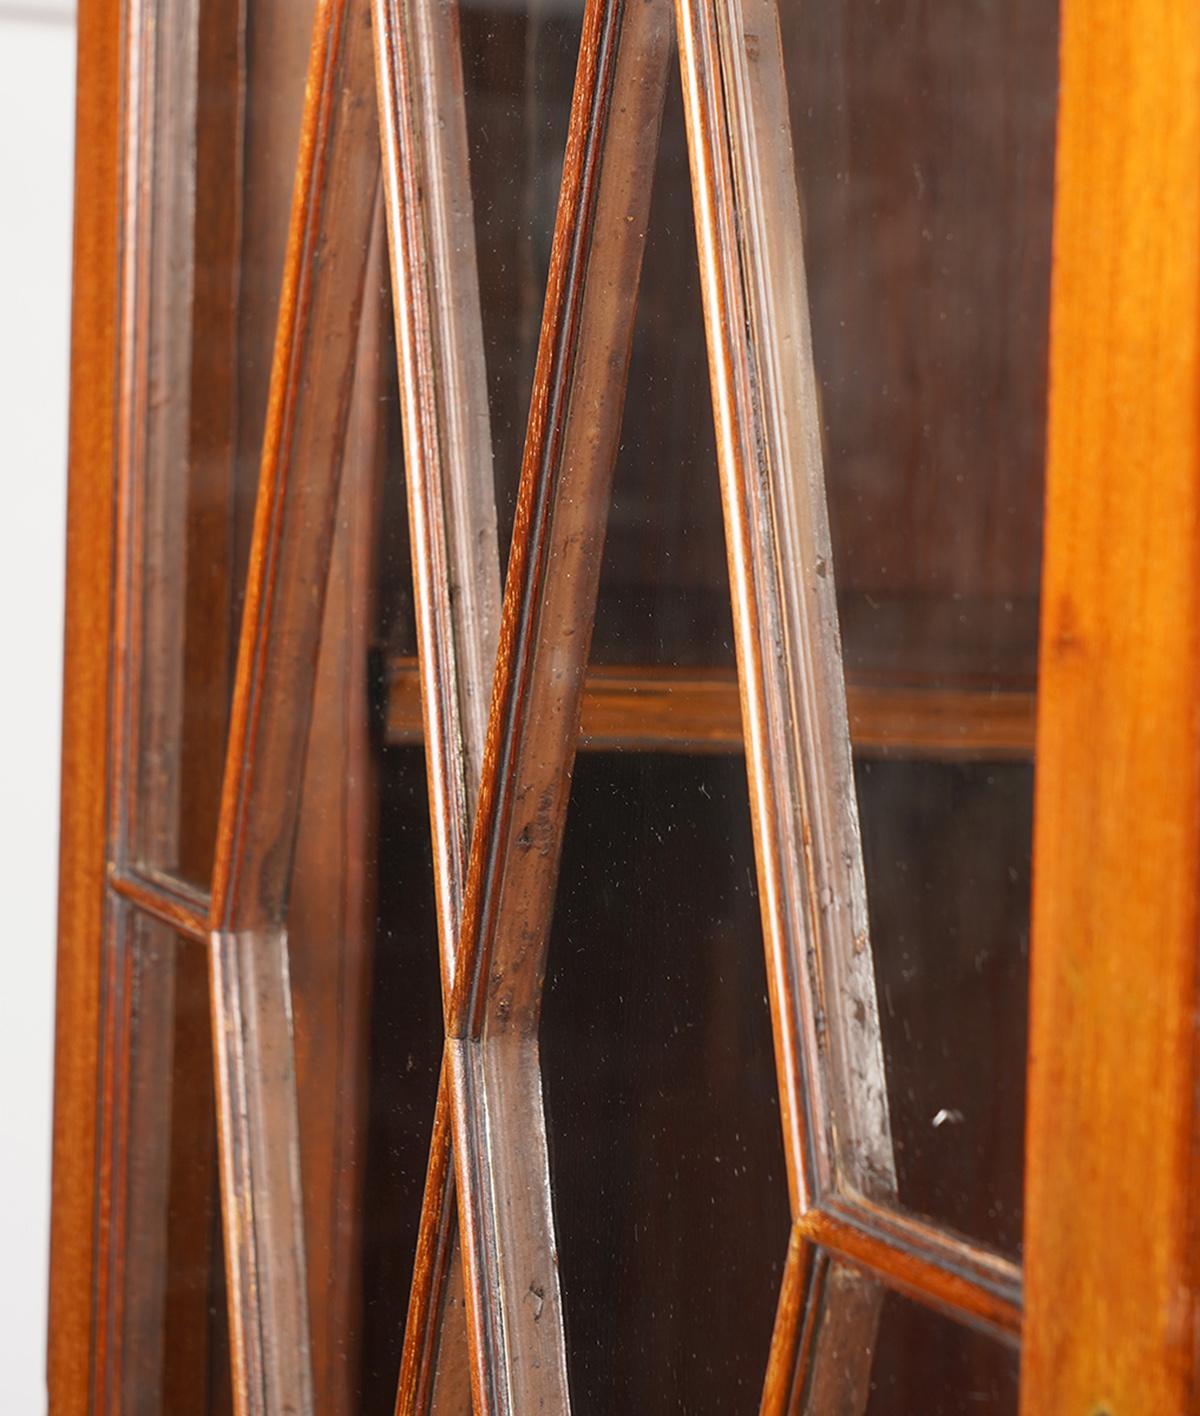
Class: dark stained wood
110,870,209,942
203,0,381,1407
448,0,673,1028
783,0,1054,610
372,0,504,1400
287,197,386,1416
1021,0,1200,1409
158,925,223,1416
178,0,245,882
56,0,1200,1406
372,0,502,1035
435,0,673,1405
385,654,1037,758
674,2,1036,1396
392,1063,458,1415
230,0,319,608
762,1239,883,1416
801,1258,883,1416
762,1201,1020,1413
124,0,201,883
675,0,891,1221
207,0,379,932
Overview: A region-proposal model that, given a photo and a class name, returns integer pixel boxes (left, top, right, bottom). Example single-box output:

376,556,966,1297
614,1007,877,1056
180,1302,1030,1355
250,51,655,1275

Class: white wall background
0,2,76,1411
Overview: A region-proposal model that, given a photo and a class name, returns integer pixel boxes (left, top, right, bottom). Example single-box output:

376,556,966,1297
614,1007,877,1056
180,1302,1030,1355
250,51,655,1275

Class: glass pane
538,69,788,1411
128,0,317,887
593,73,731,669
283,275,445,1412
542,754,789,1412
800,1257,1019,1414
857,760,1031,1254
459,0,586,556
772,0,1057,1252
106,911,231,1415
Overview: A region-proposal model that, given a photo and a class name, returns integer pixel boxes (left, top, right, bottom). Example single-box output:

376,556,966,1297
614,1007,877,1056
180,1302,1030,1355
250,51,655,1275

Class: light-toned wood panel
385,655,1036,758
1022,0,1200,1409
47,0,121,1405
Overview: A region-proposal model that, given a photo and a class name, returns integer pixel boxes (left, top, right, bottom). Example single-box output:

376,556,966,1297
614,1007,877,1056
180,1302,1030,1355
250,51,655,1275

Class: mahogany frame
1020,0,1200,1409
49,0,1200,1409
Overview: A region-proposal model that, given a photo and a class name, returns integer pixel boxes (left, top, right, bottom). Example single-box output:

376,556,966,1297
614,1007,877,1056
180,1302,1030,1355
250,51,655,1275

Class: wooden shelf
383,656,1035,759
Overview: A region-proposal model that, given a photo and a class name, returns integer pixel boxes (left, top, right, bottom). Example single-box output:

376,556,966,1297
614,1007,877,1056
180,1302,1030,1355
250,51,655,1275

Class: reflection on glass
282,272,444,1411
759,0,1056,1252
857,761,1031,1255
800,1257,1019,1415
130,0,317,886
110,914,231,1415
536,68,789,1411
543,753,789,1412
460,0,587,554
593,74,730,669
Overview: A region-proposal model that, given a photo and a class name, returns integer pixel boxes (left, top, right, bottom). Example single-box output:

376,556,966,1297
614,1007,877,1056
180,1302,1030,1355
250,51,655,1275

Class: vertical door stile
204,0,381,1410
1023,0,1200,1408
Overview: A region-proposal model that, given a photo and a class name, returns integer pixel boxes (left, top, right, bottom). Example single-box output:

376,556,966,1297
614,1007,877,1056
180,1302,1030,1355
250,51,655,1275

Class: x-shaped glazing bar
375,0,672,1406
373,0,503,1403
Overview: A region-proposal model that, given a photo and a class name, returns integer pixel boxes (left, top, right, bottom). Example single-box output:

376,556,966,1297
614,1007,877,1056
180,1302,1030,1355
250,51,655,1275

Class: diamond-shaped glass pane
127,0,317,889
104,912,232,1414
797,1256,1019,1413
721,0,1057,1257
538,71,789,1408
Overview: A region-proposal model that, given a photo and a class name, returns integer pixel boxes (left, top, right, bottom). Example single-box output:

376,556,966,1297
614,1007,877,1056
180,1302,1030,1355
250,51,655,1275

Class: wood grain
760,1225,814,1416
385,654,1036,758
203,0,381,1408
440,0,673,1406
110,869,209,942
47,0,122,1402
800,1258,884,1416
1021,0,1200,1409
372,0,503,1401
803,1205,1021,1340
675,0,890,1219
287,199,386,1416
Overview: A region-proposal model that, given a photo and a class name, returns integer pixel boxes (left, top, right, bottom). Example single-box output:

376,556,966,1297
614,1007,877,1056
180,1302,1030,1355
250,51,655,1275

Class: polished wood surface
204,0,381,1407
760,1226,813,1416
52,0,1200,1403
47,0,122,1404
801,1205,1020,1340
677,0,880,1217
372,0,503,1400
444,0,672,1404
287,204,386,1415
1021,0,1200,1409
110,870,209,942
385,654,1036,758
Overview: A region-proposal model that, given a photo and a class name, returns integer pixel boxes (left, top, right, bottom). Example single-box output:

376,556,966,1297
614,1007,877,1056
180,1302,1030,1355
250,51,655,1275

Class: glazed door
48,0,1200,1412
